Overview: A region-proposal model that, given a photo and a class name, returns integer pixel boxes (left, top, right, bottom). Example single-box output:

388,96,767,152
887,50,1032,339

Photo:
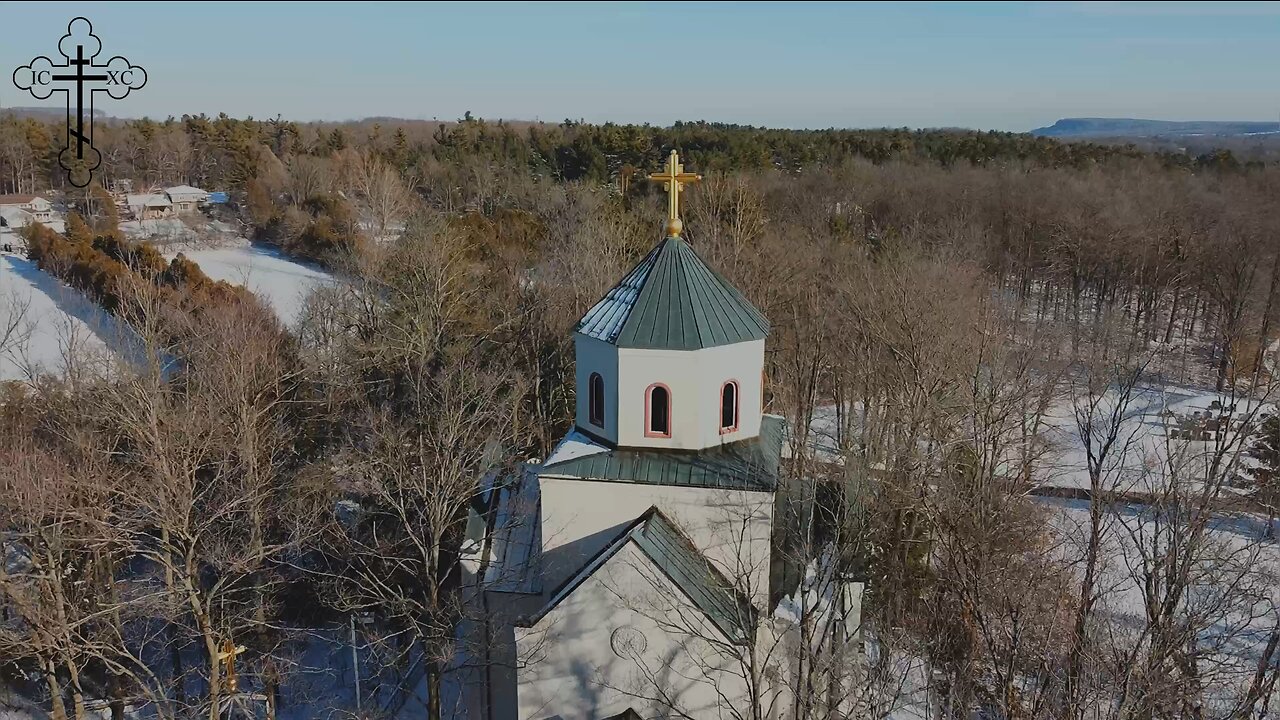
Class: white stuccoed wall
572,334,620,445
516,542,752,720
574,334,765,450
538,477,774,608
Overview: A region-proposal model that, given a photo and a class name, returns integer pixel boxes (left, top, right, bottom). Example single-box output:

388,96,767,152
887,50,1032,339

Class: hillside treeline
1,110,1250,198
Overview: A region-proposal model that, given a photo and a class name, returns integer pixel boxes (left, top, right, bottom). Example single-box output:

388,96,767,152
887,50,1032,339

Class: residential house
164,185,209,213
127,193,173,220
0,194,54,223
0,206,34,230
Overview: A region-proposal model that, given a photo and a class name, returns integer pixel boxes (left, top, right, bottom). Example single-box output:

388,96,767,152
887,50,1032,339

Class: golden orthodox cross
647,149,701,236
218,639,247,692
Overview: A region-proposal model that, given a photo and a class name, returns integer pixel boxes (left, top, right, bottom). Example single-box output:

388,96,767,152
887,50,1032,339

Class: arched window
646,383,672,438
720,381,739,434
588,373,605,428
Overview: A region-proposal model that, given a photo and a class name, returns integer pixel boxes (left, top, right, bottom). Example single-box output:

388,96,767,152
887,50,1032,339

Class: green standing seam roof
522,506,757,645
633,509,756,644
575,235,770,350
541,415,784,492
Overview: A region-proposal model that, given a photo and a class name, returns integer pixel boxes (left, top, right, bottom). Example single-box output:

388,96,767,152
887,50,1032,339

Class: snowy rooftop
482,466,543,593
0,207,32,226
165,185,208,196
576,248,654,343
127,193,171,208
542,429,610,466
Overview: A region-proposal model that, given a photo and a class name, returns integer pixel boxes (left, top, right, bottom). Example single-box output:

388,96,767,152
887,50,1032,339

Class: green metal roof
540,415,785,492
575,235,770,350
632,509,756,643
522,506,756,645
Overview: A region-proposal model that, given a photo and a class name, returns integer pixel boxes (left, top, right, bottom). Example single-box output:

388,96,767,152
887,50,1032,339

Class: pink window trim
645,382,673,438
719,379,740,435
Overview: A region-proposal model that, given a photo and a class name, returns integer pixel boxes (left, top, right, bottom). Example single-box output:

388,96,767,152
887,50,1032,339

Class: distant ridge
0,106,107,120
1033,117,1280,138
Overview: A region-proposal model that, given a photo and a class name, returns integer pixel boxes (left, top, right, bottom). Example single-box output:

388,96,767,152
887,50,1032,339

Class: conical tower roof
575,236,770,350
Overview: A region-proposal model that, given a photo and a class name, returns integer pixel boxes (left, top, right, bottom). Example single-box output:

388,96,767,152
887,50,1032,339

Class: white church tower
572,152,769,453
572,228,770,450
469,151,792,720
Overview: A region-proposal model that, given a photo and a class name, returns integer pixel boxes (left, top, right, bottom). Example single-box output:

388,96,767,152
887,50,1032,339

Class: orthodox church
460,152,804,720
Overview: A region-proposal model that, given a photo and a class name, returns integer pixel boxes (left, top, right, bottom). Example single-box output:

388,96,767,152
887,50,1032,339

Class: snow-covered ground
123,216,336,328
1038,383,1271,494
119,217,196,242
796,380,1274,497
121,216,248,245
1044,495,1280,714
0,253,122,383
159,242,335,327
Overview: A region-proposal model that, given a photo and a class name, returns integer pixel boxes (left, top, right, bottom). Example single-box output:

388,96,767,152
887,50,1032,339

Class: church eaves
540,415,783,491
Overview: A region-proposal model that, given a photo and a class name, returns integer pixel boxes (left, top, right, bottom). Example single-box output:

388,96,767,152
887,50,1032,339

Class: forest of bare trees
2,111,1280,719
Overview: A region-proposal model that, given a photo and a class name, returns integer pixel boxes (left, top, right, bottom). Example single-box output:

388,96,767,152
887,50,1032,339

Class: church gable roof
632,509,755,643
540,415,784,492
575,236,769,350
522,506,755,645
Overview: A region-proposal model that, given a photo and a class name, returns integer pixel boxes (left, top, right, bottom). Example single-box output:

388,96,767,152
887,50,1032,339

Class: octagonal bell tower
571,151,770,451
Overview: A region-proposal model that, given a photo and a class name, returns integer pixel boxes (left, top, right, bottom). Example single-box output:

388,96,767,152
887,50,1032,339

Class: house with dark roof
0,194,54,223
463,152,815,720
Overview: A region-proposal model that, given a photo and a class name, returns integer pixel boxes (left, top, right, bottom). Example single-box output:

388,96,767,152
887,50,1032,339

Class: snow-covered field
1045,495,1280,713
0,233,334,381
0,253,121,383
120,217,196,241
793,378,1280,716
1038,383,1272,496
798,381,1274,497
160,242,335,327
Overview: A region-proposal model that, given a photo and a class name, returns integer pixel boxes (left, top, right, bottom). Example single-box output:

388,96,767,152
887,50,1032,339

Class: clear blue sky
1,1,1277,132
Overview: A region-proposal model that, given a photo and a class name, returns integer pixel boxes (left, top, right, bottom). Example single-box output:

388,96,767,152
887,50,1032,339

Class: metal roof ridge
517,505,753,645
517,507,658,628
633,508,755,644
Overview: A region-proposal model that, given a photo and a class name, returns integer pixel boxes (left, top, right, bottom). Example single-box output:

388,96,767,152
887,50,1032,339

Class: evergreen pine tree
65,212,93,245
1248,413,1280,537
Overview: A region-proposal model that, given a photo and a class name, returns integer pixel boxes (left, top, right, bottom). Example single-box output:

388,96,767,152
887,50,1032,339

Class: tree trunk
44,657,69,720
1065,470,1105,716
427,657,442,720
162,527,186,706
1252,250,1280,390
62,654,87,720
1164,288,1181,344
265,662,279,720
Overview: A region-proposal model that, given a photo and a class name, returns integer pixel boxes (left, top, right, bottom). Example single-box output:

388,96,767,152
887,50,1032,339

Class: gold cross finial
647,149,701,237
218,639,247,692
